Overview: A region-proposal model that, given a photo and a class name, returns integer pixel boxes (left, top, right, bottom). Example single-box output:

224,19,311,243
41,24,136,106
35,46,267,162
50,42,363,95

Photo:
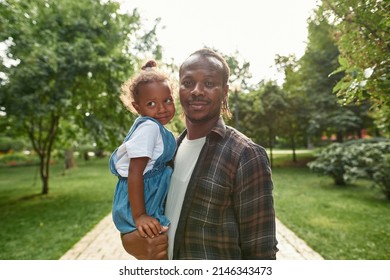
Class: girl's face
132,81,175,125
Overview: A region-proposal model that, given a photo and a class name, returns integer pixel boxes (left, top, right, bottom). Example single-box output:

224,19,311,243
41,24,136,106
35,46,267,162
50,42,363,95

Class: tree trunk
64,149,76,169
39,153,50,195
291,135,297,163
83,151,90,161
336,131,343,143
307,136,314,149
334,177,346,186
42,174,49,195
26,114,60,195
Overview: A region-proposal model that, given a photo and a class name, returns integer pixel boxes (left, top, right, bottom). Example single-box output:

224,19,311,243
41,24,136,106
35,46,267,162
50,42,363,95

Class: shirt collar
209,117,226,139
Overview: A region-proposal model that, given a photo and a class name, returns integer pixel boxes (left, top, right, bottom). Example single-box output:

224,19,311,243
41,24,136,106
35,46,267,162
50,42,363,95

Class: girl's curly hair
120,60,174,113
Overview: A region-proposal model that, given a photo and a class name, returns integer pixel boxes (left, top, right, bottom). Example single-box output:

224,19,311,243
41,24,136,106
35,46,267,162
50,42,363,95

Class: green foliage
278,10,377,149
275,55,308,152
308,139,390,199
342,141,390,199
321,0,390,135
373,154,390,200
240,81,287,144
308,143,347,185
0,136,26,152
297,12,372,143
0,0,161,193
0,152,39,166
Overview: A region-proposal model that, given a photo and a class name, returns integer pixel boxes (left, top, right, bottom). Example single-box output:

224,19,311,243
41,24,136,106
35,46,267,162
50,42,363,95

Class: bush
373,154,390,200
343,142,390,179
0,136,26,153
308,139,390,200
307,143,347,185
0,152,39,166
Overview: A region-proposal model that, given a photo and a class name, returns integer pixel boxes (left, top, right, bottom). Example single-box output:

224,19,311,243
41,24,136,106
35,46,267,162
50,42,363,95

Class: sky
119,0,319,84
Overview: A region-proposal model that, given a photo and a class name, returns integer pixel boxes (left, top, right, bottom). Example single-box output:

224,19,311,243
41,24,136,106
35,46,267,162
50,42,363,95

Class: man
121,48,278,259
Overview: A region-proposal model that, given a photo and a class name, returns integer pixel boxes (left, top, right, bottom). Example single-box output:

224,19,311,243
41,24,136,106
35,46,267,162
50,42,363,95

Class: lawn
273,166,390,260
0,158,116,259
0,155,389,259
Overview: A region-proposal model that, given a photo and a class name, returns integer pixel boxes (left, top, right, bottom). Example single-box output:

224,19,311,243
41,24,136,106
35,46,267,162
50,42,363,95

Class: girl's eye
147,101,156,107
165,98,173,104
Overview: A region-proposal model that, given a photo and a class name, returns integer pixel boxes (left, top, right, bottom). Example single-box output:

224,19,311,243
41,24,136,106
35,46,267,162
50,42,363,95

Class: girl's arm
128,157,162,238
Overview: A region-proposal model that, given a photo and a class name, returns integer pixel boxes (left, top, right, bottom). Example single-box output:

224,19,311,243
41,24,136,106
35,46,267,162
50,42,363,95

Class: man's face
179,55,228,124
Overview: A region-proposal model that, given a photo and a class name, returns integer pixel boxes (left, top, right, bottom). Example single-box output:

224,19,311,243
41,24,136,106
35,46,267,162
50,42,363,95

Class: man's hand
121,228,168,260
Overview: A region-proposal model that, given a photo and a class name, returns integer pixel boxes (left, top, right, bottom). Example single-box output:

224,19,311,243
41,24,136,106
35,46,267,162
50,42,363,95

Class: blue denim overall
109,116,176,234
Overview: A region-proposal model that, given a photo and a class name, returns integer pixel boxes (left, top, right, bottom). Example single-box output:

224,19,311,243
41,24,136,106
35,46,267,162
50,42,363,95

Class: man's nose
191,83,204,96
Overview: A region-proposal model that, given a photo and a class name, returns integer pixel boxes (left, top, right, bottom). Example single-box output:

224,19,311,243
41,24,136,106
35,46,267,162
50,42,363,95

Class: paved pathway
60,214,323,260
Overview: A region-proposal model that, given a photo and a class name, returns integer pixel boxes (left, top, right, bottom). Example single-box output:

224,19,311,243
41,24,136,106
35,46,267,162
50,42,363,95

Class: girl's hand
135,214,163,238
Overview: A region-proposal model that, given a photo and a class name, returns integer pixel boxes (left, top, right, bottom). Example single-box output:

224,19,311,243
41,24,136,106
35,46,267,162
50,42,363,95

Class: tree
321,0,390,136
297,11,370,144
224,50,253,130
224,50,253,90
0,0,160,194
234,89,267,145
275,54,309,160
258,82,288,167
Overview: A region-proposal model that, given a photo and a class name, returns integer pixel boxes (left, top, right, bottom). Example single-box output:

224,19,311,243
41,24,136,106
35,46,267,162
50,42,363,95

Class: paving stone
60,213,323,260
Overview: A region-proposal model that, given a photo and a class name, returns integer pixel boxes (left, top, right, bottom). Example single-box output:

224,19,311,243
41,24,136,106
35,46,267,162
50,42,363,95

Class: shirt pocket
188,177,232,227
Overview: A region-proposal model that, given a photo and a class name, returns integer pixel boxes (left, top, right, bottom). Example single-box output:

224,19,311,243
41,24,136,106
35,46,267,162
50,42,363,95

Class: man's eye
205,81,214,87
182,80,193,87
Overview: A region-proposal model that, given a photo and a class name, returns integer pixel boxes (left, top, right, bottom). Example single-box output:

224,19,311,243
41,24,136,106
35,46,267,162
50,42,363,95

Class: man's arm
234,145,278,259
121,230,168,260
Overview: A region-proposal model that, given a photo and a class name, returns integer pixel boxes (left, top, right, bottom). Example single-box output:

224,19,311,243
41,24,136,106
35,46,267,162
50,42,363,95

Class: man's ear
224,84,229,98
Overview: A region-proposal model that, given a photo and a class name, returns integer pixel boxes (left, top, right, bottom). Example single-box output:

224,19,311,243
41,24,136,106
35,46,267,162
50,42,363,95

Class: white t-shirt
114,120,164,177
165,136,206,259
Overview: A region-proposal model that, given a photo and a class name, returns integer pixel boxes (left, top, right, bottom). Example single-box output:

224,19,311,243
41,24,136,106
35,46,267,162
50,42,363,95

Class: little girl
109,60,176,239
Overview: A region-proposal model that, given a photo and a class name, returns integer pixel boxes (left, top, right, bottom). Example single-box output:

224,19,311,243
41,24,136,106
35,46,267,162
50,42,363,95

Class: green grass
1,154,389,260
0,159,116,259
268,149,316,168
273,166,390,260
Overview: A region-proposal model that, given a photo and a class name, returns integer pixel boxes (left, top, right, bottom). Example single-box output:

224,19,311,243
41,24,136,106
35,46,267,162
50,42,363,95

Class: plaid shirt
172,118,278,259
